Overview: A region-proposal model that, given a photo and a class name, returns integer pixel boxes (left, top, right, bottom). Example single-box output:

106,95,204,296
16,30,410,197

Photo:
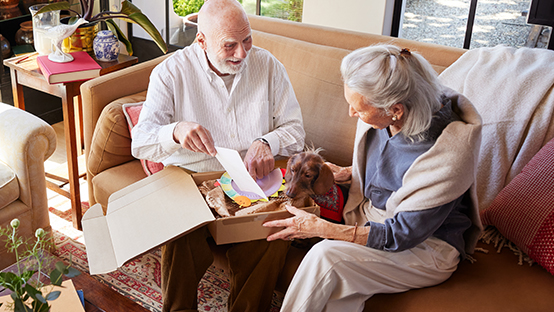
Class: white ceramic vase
93,30,120,62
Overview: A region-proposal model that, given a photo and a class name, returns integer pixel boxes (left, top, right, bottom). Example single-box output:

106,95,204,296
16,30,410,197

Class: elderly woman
264,45,483,311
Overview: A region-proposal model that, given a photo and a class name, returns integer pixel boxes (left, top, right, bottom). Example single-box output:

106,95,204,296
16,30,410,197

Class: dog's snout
285,188,296,198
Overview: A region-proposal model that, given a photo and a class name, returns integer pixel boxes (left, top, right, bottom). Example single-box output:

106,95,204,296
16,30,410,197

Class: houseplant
0,219,80,312
35,0,167,55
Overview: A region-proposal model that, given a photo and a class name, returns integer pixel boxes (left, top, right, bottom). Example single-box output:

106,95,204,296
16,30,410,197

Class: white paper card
214,146,268,200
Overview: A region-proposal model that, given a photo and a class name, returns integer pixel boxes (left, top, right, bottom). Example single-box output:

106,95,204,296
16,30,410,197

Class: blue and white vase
93,30,120,62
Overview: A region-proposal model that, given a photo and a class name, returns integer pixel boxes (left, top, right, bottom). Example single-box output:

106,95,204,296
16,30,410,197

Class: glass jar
29,3,60,55
0,34,11,59
15,20,34,45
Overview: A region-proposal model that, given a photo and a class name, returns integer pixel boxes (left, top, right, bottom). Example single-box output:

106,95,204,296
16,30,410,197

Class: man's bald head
197,0,249,37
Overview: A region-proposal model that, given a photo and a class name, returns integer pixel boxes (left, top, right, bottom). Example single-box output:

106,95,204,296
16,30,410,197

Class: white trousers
280,236,460,312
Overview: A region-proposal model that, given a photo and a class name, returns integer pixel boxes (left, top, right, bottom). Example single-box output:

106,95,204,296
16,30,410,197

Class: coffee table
3,53,138,230
0,256,150,312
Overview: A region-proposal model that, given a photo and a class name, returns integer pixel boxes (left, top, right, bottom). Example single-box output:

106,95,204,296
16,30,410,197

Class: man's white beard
206,48,249,75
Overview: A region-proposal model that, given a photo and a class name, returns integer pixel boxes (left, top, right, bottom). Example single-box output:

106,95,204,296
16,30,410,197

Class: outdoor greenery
173,0,204,17
172,0,303,22
0,219,80,312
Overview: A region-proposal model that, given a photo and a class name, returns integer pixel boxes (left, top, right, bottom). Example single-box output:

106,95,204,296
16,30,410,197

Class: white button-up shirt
131,43,305,172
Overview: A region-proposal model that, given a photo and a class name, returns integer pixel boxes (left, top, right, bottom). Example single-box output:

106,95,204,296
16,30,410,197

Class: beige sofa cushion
0,160,19,210
253,30,357,166
87,92,147,176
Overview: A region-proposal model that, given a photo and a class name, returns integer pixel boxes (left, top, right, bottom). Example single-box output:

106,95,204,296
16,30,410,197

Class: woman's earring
392,115,398,121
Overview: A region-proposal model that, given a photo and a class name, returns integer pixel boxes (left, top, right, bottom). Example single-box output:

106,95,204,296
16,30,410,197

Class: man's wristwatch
255,138,270,146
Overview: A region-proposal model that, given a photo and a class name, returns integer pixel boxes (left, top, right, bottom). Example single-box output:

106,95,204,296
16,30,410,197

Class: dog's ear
284,157,294,183
312,163,335,195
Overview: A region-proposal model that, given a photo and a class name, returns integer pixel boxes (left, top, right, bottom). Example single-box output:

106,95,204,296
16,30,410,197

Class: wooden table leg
61,86,83,230
9,68,25,109
78,95,84,153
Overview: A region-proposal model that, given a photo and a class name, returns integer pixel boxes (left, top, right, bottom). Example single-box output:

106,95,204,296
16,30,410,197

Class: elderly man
130,0,305,311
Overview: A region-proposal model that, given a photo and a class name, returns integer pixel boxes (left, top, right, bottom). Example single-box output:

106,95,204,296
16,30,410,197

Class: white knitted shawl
342,88,483,254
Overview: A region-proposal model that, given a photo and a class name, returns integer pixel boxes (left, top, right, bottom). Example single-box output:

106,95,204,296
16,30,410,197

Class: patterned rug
49,203,283,312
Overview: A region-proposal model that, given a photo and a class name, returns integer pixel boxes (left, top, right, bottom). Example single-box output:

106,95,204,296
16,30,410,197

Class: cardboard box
82,166,319,275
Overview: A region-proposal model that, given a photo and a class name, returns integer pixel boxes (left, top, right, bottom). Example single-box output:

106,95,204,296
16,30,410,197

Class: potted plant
35,0,167,55
0,219,80,312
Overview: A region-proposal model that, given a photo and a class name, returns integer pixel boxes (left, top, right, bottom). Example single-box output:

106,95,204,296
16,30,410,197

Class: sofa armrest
80,53,172,161
0,103,56,211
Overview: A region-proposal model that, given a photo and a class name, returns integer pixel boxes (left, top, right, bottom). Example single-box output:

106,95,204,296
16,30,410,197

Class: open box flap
82,166,215,275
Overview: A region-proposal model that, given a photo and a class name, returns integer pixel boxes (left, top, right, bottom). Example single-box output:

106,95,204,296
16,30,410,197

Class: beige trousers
280,237,460,312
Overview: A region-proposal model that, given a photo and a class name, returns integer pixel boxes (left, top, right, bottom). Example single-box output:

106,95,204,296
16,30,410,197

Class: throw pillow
122,103,164,176
481,137,554,275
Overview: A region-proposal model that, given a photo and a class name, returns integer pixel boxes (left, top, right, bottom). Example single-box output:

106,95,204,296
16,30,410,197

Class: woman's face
344,84,392,130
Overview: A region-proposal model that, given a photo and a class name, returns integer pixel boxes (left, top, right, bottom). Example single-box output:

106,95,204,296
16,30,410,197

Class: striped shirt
131,43,305,172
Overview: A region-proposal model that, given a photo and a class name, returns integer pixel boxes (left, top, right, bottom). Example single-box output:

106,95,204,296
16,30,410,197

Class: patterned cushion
481,137,554,274
122,103,164,176
0,160,19,210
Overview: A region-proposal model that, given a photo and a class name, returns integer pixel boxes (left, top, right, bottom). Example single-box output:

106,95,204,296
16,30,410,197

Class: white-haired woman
264,45,483,311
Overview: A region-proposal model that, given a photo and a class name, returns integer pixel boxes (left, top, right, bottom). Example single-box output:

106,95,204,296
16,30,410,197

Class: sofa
80,15,554,311
0,103,56,270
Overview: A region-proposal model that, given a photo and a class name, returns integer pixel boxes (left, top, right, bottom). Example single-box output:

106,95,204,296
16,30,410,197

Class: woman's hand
325,162,352,183
264,205,370,245
264,205,328,241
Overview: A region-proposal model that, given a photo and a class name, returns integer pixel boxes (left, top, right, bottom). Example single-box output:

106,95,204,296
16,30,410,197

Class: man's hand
173,121,217,156
244,140,274,180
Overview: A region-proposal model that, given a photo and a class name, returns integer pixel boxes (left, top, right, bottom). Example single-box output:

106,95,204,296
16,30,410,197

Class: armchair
0,103,56,269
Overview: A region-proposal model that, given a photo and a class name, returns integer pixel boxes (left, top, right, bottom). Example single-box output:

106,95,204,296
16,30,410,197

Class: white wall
302,0,395,36
123,0,182,41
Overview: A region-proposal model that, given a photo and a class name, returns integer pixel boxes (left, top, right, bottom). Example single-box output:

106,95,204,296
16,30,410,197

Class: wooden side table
3,53,138,230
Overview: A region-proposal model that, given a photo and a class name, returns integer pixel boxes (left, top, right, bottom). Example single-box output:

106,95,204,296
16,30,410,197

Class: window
172,0,303,22
399,0,550,50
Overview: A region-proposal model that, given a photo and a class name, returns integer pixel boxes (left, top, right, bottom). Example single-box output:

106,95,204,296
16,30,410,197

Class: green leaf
35,1,71,15
12,296,32,312
64,266,81,278
68,16,80,25
24,283,41,300
54,261,69,274
35,292,47,304
1,271,17,282
120,0,143,15
49,269,63,286
45,291,61,301
106,19,134,55
21,270,36,281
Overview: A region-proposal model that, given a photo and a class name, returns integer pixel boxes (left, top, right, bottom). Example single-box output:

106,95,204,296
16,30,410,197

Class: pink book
37,51,102,84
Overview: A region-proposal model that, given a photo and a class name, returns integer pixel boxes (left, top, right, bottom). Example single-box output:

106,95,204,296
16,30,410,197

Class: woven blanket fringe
479,226,535,266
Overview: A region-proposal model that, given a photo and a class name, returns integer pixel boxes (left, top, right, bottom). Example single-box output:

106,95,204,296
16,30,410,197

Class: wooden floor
45,121,89,211
45,121,86,180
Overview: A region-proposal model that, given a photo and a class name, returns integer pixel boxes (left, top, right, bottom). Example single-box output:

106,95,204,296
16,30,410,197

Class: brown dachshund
285,150,346,223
